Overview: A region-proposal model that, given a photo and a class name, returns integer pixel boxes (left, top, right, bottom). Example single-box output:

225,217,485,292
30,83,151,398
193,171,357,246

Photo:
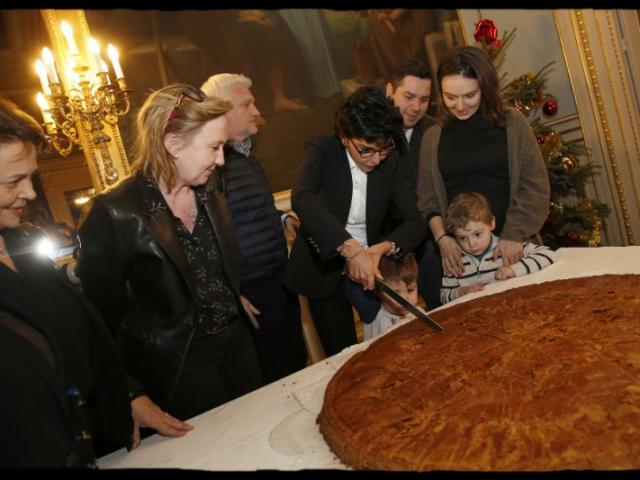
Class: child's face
454,219,495,256
380,279,419,316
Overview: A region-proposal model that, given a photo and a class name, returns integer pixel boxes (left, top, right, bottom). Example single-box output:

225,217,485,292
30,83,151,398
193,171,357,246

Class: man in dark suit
386,59,441,310
283,86,425,356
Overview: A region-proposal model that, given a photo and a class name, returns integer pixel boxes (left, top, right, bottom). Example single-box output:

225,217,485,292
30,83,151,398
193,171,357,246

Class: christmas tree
474,19,609,248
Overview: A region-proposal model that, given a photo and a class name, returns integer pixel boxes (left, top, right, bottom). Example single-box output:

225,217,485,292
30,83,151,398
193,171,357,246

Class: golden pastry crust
318,275,640,470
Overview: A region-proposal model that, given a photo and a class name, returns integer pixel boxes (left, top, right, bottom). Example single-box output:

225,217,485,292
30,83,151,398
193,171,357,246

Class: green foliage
547,162,595,198
541,199,610,249
501,62,555,115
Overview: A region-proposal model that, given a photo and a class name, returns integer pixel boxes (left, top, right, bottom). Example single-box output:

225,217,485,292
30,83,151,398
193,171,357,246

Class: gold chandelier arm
47,131,75,156
38,9,132,194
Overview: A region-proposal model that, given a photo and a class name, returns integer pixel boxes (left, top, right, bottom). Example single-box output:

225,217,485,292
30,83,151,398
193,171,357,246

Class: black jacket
283,134,426,300
0,225,132,466
78,172,243,410
384,114,438,238
221,146,288,283
399,114,438,182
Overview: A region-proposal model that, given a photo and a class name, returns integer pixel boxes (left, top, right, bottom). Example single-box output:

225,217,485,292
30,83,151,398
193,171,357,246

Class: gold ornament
549,201,564,215
579,230,591,246
561,156,575,173
589,222,602,247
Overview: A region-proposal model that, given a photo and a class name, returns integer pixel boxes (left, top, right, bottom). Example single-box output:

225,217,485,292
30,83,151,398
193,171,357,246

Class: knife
375,277,444,332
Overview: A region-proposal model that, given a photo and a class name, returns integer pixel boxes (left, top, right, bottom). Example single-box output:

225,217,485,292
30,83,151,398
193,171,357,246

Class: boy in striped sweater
440,192,555,304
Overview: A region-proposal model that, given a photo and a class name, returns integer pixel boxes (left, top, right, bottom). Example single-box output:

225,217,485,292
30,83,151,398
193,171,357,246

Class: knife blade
375,277,444,332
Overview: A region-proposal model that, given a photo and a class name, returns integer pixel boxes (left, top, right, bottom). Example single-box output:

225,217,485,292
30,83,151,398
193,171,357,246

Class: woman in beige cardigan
416,46,549,308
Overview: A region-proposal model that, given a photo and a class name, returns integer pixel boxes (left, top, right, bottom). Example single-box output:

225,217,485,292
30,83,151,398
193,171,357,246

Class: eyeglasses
165,88,206,132
348,138,396,159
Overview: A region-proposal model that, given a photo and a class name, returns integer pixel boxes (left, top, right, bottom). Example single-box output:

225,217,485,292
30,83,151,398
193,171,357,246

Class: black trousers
307,276,357,357
169,317,263,421
242,274,308,384
418,237,443,311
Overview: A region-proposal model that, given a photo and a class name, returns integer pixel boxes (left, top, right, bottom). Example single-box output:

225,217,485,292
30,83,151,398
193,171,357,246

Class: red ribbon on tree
474,19,499,47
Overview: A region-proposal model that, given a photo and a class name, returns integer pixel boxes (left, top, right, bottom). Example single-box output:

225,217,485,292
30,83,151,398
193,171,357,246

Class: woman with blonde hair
78,84,263,446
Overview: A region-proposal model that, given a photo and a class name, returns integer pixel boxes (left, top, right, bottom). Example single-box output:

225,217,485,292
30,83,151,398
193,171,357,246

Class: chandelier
34,20,131,186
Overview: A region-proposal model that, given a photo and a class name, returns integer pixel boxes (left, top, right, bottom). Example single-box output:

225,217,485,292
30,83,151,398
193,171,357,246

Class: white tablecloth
98,246,640,470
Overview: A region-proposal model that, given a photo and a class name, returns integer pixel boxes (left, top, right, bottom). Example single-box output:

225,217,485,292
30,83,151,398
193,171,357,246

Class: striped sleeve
510,242,556,277
440,273,461,304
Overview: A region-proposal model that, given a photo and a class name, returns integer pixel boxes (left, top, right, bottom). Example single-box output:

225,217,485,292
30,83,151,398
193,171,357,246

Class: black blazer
0,305,79,467
400,114,438,179
283,134,426,300
0,226,133,466
78,172,243,410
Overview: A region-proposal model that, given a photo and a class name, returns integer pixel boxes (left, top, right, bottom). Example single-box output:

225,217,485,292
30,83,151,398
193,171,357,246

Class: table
99,246,640,470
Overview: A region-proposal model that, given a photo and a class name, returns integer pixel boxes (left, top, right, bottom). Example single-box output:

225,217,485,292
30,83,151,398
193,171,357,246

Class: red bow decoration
474,19,499,47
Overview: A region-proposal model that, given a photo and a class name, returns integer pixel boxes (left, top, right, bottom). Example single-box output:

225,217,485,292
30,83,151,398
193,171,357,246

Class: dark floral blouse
145,179,239,337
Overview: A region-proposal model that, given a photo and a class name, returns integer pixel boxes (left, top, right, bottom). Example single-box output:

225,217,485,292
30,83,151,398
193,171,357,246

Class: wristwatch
385,241,400,257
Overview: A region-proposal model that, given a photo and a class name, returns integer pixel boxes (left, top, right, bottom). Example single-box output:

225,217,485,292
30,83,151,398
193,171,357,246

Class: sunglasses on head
165,88,206,132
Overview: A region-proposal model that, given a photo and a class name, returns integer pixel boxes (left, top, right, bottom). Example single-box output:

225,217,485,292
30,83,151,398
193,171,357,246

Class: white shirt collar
346,148,359,171
405,127,414,143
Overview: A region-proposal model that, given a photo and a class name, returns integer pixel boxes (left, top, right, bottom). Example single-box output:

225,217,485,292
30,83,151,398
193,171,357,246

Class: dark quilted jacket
221,146,288,283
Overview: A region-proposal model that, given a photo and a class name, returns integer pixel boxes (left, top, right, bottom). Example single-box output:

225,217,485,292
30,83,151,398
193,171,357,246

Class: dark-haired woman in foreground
0,97,133,467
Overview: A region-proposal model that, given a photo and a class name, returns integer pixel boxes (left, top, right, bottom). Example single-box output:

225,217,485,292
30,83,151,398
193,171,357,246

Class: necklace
173,204,197,222
161,185,198,222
